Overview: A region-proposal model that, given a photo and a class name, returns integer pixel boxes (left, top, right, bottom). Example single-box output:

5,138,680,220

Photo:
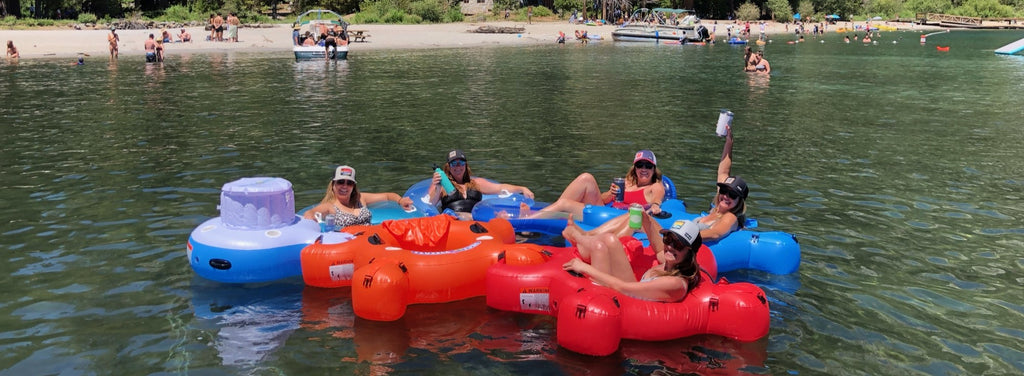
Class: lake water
1,29,1023,375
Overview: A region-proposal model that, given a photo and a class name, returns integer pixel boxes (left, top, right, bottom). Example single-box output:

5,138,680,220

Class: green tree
2,0,21,17
815,0,859,18
766,0,791,20
953,0,1013,16
736,1,760,19
869,0,902,16
552,0,582,14
797,0,813,19
903,0,950,14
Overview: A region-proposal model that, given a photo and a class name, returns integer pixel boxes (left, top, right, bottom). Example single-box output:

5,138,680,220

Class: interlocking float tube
402,177,541,217
578,200,801,275
482,192,801,275
486,238,770,356
187,177,322,283
302,215,544,321
188,177,421,284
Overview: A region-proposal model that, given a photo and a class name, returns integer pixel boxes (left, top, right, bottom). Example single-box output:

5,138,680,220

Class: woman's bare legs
583,213,634,238
556,173,604,204
573,231,637,282
529,173,604,218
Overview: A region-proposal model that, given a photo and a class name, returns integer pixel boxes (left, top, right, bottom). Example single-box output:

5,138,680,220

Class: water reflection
189,278,303,369
186,280,773,374
746,72,770,97
293,60,350,102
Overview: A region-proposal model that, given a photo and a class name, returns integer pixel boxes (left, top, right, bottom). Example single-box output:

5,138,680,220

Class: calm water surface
1,29,1023,375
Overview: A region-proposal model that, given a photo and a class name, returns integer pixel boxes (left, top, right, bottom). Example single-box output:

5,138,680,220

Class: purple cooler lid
219,177,296,230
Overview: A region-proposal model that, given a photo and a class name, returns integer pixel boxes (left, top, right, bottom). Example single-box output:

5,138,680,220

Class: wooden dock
916,13,1024,29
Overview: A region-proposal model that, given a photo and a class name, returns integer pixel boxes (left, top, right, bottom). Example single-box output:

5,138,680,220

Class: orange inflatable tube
300,223,375,288
303,215,543,321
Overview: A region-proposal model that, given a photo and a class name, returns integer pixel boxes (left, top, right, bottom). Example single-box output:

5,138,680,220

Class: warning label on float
519,287,550,312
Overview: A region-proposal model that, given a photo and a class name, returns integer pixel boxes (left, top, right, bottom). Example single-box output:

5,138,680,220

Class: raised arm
427,171,443,205
717,125,734,184
640,211,667,263
646,182,667,215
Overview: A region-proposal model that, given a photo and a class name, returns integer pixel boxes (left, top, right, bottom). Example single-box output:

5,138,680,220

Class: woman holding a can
526,149,666,219
561,218,704,302
572,126,746,242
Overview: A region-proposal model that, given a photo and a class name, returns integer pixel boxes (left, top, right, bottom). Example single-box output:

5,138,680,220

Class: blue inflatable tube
191,202,422,284
187,215,321,283
501,198,800,275
578,200,800,275
297,200,426,225
402,177,537,218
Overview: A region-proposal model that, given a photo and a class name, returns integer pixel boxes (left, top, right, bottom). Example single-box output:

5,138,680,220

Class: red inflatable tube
486,238,770,356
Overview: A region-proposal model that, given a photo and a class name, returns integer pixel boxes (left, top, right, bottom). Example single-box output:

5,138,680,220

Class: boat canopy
292,9,345,27
651,8,694,14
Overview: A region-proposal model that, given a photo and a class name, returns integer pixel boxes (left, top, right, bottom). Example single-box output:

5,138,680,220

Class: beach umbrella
826,14,840,19
793,13,801,20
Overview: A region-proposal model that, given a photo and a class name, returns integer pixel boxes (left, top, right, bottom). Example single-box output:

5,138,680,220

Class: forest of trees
1,0,1021,25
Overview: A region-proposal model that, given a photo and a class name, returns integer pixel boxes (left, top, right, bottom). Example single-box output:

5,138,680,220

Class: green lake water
1,29,1023,375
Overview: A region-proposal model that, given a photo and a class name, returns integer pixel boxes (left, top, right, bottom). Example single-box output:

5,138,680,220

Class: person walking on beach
107,27,119,59
226,13,240,42
7,40,19,59
528,6,533,24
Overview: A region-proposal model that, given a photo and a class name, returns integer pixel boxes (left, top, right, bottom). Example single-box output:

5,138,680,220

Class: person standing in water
107,27,119,59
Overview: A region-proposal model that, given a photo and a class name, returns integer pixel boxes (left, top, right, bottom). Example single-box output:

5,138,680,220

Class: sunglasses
634,161,655,170
718,186,739,199
662,234,688,250
449,160,466,167
334,180,355,186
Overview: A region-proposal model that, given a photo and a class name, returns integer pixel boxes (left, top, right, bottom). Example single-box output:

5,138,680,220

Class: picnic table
348,30,369,42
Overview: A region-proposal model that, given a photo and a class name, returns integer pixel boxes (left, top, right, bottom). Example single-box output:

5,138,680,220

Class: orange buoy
936,46,950,52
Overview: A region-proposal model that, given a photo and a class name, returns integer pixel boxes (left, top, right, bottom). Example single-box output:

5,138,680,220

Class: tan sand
2,19,938,60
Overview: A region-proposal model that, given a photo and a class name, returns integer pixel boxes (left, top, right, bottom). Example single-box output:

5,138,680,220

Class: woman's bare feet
518,202,532,218
561,214,584,246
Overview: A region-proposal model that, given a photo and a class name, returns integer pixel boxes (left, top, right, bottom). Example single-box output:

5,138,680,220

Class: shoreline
2,20,946,60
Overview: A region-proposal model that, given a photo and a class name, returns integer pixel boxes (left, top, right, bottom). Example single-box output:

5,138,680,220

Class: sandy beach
2,19,939,59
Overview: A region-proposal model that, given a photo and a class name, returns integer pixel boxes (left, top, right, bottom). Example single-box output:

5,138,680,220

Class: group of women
303,125,750,304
